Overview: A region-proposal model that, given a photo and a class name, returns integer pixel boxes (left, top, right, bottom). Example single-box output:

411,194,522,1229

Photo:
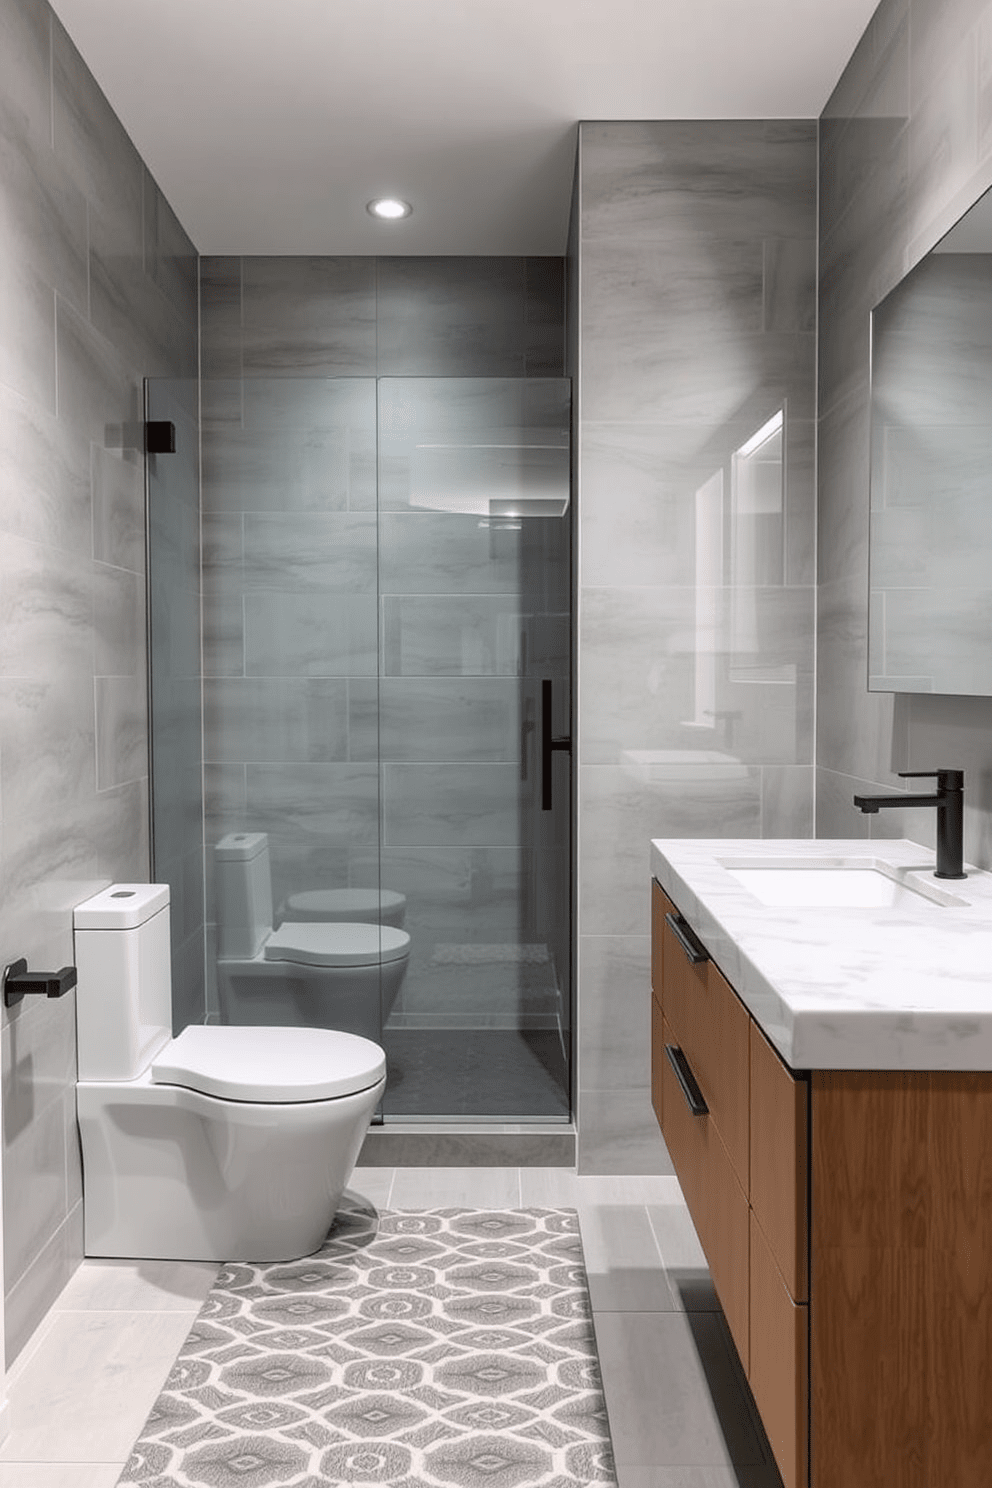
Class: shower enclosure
147,373,572,1121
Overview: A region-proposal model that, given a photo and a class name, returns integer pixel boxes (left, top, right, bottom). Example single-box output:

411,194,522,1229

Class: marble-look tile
0,0,53,152
907,36,980,242
95,675,148,791
0,256,56,415
346,1168,395,1209
594,1310,767,1468
0,533,91,680
578,936,652,1091
241,257,376,375
379,512,523,596
0,673,95,823
816,576,899,784
242,762,380,848
0,121,89,319
579,121,816,246
93,563,145,678
0,383,90,555
91,445,144,573
204,678,349,764
199,258,242,383
616,1467,781,1488
1,989,76,1147
579,1203,676,1313
0,1310,199,1461
142,172,197,325
817,385,870,589
3,1210,79,1368
814,767,877,840
519,1171,684,1207
243,512,377,593
92,778,150,884
822,0,908,121
381,594,523,676
378,678,520,762
762,236,816,333
381,762,521,848
388,1166,521,1208
244,592,377,678
55,299,139,449
577,1087,675,1177
759,765,814,837
646,1203,721,1313
579,767,760,937
2,1095,68,1291
51,16,142,235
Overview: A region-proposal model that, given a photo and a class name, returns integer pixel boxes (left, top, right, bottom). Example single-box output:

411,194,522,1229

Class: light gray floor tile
580,1205,677,1313
51,1259,218,1313
594,1311,767,1469
388,1165,521,1208
646,1202,721,1311
0,1468,124,1487
0,1312,198,1462
617,1468,781,1488
347,1166,395,1208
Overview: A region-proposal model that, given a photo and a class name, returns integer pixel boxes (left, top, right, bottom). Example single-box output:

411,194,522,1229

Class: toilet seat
151,1025,385,1103
282,887,406,922
263,922,410,968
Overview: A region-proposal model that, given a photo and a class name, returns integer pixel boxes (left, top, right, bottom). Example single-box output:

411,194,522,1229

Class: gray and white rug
117,1204,617,1487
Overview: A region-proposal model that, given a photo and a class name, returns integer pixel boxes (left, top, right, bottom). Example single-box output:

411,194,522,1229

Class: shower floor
380,1027,570,1118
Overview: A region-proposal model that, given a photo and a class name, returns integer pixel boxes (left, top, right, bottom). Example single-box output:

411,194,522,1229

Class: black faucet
852,769,966,880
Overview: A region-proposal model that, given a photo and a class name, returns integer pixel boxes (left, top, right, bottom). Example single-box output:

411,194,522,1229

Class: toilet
279,885,406,928
214,833,410,1039
74,883,385,1262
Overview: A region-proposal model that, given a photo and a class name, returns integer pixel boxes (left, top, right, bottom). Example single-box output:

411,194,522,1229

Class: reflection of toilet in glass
215,833,410,1039
279,885,406,929
74,883,385,1262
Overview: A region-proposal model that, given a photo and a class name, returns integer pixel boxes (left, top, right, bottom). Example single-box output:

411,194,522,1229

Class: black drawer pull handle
664,911,709,965
665,1043,709,1116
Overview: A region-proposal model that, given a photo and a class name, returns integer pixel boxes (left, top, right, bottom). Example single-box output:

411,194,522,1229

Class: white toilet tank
215,832,273,959
74,884,172,1081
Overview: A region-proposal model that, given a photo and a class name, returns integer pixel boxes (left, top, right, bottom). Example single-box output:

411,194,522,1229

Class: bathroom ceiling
51,0,879,256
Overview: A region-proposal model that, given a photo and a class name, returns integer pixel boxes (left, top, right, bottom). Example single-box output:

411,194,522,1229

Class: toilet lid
283,888,406,919
264,922,410,968
151,1025,386,1103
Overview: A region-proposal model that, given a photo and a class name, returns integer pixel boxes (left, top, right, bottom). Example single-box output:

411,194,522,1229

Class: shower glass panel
146,378,205,1035
199,378,385,1046
376,378,571,1119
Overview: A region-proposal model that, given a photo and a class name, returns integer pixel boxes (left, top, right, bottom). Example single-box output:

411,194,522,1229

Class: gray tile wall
575,122,818,1172
198,257,567,1027
0,0,197,1362
818,0,992,861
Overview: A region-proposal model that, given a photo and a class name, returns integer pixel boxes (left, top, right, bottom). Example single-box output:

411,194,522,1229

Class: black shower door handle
541,678,572,811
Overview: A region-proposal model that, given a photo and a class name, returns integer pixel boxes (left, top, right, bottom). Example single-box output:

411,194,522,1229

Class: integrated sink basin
722,860,969,909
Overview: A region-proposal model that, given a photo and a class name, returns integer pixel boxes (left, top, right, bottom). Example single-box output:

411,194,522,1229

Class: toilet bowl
74,883,385,1262
214,833,410,1036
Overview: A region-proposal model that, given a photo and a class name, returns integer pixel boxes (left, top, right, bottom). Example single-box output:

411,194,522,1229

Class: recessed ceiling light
367,197,412,220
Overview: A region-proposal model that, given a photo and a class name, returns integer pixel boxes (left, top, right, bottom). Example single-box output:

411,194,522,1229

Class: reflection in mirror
869,187,992,694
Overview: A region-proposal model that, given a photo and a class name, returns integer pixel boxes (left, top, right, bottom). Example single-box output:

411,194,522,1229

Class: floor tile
593,1311,768,1469
347,1166,395,1208
580,1205,677,1313
617,1468,781,1487
0,1311,198,1462
646,1202,721,1311
0,1467,123,1487
51,1259,218,1313
388,1165,521,1208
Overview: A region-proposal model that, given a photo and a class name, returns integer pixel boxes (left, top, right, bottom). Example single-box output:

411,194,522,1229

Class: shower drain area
381,1027,569,1118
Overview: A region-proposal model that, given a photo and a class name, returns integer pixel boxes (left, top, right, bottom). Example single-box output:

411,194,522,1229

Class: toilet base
77,1073,384,1262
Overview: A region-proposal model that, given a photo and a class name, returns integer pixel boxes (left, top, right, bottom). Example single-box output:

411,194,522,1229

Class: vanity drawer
651,880,673,1006
750,1020,808,1302
651,992,664,1130
661,1013,750,1370
749,1209,808,1488
663,916,750,1190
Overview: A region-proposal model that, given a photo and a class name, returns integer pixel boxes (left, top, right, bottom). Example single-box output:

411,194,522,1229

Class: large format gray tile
381,594,523,676
0,533,92,680
0,673,95,823
3,1095,68,1292
0,256,55,414
381,762,521,847
378,678,520,761
580,1204,676,1313
95,674,148,791
241,257,376,375
203,677,350,763
577,1087,674,1177
578,936,652,1091
0,383,90,555
379,513,523,596
594,1310,767,1469
244,592,377,678
3,1208,80,1368
0,0,53,152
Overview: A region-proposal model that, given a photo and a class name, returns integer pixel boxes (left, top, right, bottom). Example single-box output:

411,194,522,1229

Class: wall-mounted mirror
869,187,992,694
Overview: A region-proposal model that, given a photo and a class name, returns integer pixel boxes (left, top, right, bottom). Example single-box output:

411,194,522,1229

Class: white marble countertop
651,837,992,1071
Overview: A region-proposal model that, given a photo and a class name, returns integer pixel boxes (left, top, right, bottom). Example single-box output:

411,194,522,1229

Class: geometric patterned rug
116,1204,617,1486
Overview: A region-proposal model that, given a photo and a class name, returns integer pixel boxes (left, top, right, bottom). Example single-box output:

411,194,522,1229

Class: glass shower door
375,378,572,1119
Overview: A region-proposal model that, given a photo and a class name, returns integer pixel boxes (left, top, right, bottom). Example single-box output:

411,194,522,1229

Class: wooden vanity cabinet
651,876,992,1488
